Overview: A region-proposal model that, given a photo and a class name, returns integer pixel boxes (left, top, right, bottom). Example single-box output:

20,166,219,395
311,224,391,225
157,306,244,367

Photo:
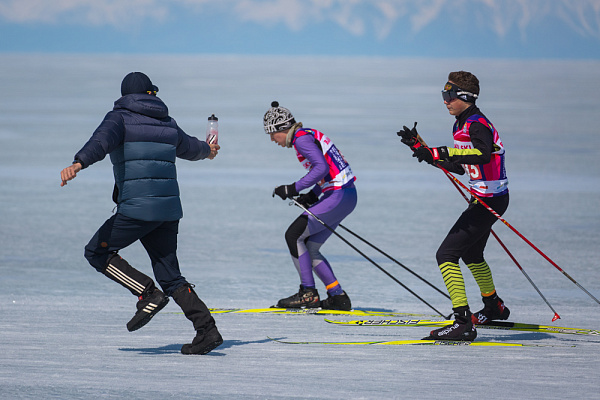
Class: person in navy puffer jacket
60,72,223,355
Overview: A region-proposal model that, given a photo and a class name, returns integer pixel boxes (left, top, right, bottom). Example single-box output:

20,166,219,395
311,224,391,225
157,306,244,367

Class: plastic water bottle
206,114,219,145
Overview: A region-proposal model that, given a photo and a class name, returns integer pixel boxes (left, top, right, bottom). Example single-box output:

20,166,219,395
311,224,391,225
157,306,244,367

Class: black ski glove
296,191,319,208
397,122,420,148
413,146,450,165
273,183,299,200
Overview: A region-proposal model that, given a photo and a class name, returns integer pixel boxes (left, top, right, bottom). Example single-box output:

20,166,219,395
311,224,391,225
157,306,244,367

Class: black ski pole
336,223,451,300
289,198,448,318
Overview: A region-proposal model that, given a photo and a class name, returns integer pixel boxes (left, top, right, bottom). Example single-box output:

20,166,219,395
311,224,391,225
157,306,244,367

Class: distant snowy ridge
1,0,599,40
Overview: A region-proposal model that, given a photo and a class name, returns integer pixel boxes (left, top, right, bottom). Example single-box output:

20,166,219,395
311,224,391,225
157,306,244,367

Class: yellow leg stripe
439,262,468,309
467,261,496,295
326,280,339,291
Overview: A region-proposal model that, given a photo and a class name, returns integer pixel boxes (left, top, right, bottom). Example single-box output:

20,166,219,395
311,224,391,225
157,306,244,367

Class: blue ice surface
0,55,599,399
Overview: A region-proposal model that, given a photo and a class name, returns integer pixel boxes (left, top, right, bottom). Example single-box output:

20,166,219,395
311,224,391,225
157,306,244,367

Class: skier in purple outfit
264,101,357,310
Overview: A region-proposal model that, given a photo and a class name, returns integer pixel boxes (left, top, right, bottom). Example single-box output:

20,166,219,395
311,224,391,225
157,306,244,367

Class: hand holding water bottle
206,114,220,159
206,114,218,145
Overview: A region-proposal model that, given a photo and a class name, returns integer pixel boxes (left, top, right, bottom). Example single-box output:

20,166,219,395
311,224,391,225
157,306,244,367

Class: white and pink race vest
293,129,355,193
453,115,508,197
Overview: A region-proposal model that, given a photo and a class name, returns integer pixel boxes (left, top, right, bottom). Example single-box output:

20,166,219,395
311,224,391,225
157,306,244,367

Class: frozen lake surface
1,54,599,399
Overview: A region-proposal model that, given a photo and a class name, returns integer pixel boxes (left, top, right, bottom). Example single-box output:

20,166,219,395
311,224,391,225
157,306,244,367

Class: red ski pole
413,134,566,318
442,169,562,321
437,164,599,305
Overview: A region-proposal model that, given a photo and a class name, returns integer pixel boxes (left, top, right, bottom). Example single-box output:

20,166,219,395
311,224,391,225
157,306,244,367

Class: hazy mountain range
1,0,599,59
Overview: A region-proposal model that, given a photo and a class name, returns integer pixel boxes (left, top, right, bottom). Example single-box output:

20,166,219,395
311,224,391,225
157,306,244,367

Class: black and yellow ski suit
435,105,509,309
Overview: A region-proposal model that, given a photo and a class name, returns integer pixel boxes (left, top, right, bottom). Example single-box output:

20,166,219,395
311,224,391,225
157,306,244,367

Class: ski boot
424,306,477,341
472,293,510,325
276,285,320,308
321,291,352,311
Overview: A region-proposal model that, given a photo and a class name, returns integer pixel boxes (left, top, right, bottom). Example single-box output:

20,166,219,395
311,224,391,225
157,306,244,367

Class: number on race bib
464,164,482,180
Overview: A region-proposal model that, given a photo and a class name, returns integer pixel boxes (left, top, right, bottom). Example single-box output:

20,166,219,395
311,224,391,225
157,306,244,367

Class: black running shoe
424,306,477,341
276,285,320,308
181,325,223,355
126,289,169,332
321,291,352,311
472,293,510,325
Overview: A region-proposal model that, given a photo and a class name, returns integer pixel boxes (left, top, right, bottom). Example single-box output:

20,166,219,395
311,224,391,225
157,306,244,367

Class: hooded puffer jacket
74,93,210,221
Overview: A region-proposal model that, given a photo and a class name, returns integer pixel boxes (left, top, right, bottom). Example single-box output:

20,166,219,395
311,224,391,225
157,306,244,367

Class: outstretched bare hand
60,163,82,187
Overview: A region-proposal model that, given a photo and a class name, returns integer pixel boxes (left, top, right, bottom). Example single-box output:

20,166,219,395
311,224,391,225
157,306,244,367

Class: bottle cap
208,114,218,121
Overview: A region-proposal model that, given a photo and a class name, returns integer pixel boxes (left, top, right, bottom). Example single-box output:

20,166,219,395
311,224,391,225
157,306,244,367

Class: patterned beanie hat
263,101,296,134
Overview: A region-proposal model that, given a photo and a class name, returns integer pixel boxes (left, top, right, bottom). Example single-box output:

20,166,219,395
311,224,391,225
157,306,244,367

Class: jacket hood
114,93,169,119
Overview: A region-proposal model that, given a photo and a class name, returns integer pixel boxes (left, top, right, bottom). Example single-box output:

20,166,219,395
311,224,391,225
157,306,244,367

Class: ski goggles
442,82,477,103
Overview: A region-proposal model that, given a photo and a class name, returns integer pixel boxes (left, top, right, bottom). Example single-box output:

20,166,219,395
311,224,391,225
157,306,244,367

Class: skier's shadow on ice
478,332,578,345
119,338,271,356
